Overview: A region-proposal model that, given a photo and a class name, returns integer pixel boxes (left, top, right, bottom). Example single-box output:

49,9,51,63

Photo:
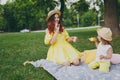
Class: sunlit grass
0,28,120,80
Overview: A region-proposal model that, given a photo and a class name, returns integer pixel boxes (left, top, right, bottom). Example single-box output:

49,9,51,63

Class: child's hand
99,55,105,60
89,37,97,42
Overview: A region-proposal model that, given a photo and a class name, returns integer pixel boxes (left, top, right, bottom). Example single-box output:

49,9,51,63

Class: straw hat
46,10,61,21
97,27,112,41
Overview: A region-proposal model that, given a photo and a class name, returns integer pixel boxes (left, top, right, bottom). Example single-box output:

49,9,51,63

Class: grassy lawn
0,28,120,80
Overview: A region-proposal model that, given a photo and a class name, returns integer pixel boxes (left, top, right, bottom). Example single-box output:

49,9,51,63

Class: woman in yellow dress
45,10,82,66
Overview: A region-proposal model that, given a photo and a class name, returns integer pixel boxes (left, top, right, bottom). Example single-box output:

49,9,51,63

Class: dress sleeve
64,30,70,39
44,31,53,45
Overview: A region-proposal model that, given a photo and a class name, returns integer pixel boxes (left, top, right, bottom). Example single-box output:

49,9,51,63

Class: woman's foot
73,58,81,66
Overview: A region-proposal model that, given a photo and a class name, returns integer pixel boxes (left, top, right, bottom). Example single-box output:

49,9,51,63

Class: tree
2,0,56,32
71,0,90,26
71,0,89,15
59,0,120,36
3,3,18,32
81,10,97,27
60,0,65,20
118,0,120,19
104,0,120,36
87,0,120,36
58,0,79,20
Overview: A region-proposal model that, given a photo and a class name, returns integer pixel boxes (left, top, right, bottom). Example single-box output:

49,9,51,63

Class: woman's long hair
47,13,64,34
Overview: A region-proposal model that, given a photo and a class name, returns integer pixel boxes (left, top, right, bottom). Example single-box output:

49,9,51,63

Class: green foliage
71,0,89,15
0,0,119,32
1,0,55,32
118,0,120,20
0,16,8,30
0,0,94,30
62,0,90,27
80,10,97,27
63,9,74,27
2,3,18,32
71,0,89,27
99,2,104,20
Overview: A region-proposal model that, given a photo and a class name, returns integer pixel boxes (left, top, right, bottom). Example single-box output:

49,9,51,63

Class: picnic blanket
28,59,120,80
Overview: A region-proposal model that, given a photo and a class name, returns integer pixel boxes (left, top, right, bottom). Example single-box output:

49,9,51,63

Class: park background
0,0,120,80
0,0,120,34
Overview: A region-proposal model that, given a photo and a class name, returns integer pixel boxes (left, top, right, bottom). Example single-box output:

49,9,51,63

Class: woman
45,10,82,66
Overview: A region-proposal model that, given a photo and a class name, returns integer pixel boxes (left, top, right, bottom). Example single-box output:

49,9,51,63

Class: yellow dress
44,30,82,64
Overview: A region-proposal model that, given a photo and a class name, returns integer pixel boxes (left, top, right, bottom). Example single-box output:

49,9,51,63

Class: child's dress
44,30,82,64
88,42,112,72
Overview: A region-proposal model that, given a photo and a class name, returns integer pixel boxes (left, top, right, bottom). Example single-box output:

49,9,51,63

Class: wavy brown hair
47,13,64,34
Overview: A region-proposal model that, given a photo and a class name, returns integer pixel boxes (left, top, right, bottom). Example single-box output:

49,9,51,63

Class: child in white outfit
88,27,113,73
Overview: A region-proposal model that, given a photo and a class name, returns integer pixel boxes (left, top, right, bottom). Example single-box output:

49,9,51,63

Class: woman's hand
55,23,60,32
50,23,60,45
71,36,78,42
66,36,78,42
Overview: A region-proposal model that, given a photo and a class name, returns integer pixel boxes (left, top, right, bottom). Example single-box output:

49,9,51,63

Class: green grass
0,28,120,80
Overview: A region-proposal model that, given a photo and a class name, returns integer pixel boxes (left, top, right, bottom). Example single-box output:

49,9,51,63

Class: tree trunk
104,0,120,36
60,0,65,21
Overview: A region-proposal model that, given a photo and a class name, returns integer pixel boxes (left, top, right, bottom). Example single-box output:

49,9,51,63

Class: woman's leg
62,61,71,66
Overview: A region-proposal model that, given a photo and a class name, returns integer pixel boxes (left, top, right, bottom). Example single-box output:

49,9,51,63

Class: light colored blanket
29,59,120,80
